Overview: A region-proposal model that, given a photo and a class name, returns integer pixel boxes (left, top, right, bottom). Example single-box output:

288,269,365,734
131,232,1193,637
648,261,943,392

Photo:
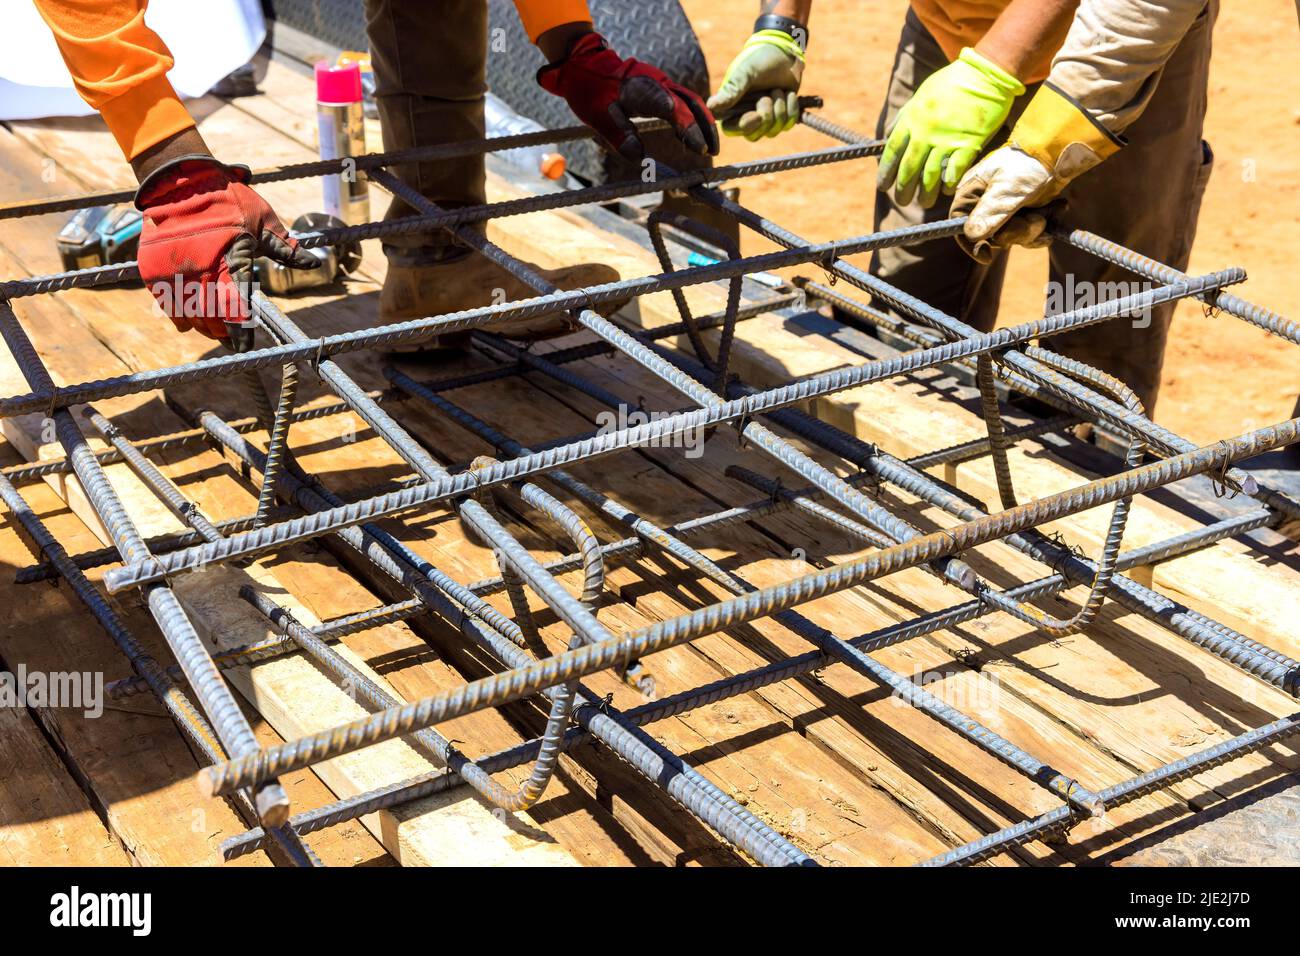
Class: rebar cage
1,107,1298,868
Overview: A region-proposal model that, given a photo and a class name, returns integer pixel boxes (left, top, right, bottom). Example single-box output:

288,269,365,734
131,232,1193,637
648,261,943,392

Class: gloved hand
135,156,317,340
707,29,805,140
537,32,718,161
953,84,1123,262
951,147,1059,263
877,48,1024,208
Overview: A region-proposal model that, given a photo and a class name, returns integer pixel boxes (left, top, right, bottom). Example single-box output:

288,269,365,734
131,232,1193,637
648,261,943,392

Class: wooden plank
0,703,127,867
17,85,967,868
176,565,576,867
0,470,271,866
381,137,1300,662
515,320,1300,821
0,128,599,868
8,62,1295,866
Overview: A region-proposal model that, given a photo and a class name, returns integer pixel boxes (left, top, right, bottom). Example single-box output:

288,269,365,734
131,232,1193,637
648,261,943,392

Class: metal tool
55,203,142,272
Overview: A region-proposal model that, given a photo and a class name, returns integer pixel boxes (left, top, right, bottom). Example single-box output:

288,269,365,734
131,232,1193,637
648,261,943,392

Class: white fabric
0,0,265,121
1048,0,1208,132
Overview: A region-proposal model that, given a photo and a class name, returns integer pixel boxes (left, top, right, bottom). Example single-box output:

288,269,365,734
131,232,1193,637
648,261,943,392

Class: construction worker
710,0,1218,416
33,1,718,343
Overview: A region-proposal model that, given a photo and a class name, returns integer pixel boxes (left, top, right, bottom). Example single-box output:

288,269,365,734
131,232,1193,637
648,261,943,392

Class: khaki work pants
869,5,1217,415
364,0,492,264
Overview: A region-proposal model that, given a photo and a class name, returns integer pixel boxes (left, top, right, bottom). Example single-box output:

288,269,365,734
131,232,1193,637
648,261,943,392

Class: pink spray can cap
315,61,363,104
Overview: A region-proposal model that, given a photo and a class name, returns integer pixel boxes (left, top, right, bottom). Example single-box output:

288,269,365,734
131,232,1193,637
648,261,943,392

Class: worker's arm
530,2,718,159
974,0,1078,84
708,1,814,140
1047,0,1208,131
34,1,315,339
877,0,1078,208
32,0,198,164
953,0,1208,258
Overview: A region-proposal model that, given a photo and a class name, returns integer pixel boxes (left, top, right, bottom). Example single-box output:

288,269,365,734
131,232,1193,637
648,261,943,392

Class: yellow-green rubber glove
707,29,806,141
877,47,1025,208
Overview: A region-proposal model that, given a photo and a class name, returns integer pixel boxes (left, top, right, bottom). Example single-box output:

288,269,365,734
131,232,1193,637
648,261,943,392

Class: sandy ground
680,0,1299,446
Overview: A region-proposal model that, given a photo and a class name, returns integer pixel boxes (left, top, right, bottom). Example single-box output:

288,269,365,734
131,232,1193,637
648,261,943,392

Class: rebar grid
0,107,1296,868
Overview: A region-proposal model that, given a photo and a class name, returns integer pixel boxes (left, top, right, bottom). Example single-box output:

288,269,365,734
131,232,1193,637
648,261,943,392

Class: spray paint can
315,61,369,226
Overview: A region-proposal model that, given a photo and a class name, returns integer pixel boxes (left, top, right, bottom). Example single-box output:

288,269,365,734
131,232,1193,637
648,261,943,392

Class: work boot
380,248,625,352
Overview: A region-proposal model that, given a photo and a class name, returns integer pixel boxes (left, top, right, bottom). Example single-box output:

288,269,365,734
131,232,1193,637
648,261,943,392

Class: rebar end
256,784,292,828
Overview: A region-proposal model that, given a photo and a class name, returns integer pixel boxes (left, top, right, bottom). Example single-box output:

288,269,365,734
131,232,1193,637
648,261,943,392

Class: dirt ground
680,0,1299,446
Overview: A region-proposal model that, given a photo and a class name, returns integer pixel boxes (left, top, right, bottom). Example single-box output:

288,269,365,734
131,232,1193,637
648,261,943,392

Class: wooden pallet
0,55,1296,867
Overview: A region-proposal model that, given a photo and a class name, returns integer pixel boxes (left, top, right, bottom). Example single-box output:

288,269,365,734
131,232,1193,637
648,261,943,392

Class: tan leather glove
952,83,1122,262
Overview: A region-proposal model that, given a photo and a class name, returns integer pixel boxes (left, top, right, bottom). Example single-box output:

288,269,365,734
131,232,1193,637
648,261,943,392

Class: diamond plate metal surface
266,0,711,183
1112,777,1300,866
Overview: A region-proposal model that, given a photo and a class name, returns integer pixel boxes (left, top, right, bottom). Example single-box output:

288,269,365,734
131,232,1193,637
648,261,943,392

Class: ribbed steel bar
754,396,1300,690
0,301,292,825
793,276,1066,408
16,510,290,584
86,408,225,543
1,391,394,489
195,415,1299,797
1056,227,1300,346
296,140,878,251
224,295,809,862
0,116,675,222
105,266,1242,592
0,103,812,225
685,152,1300,526
0,221,968,419
905,415,1080,469
0,142,877,300
922,711,1300,867
454,494,588,812
254,364,300,527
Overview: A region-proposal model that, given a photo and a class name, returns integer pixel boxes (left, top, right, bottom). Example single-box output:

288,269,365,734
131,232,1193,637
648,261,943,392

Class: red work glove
135,156,317,340
537,32,719,161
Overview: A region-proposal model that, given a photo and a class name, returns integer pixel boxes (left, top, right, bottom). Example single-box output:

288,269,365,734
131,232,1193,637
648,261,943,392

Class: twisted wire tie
1211,456,1240,500
991,347,1016,382
735,411,752,449
311,337,327,378
578,691,615,718
1044,530,1083,576
815,250,839,286
767,476,784,507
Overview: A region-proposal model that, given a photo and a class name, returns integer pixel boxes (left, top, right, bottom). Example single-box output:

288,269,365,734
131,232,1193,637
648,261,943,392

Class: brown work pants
870,5,1217,415
364,0,491,264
